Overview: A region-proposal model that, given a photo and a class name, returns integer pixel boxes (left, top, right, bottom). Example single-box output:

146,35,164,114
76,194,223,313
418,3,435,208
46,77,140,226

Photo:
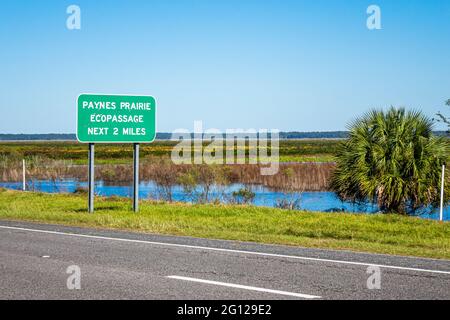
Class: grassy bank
0,189,449,259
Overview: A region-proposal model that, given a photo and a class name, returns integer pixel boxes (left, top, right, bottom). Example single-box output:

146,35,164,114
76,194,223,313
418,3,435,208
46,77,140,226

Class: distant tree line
0,133,170,141
0,131,447,141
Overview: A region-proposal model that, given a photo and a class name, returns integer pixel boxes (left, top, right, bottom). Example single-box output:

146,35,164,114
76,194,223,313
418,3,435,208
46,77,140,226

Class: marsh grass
0,140,336,191
0,155,334,191
0,140,338,163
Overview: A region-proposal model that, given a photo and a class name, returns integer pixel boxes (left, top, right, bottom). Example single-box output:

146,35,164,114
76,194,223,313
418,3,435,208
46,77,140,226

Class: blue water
1,180,448,221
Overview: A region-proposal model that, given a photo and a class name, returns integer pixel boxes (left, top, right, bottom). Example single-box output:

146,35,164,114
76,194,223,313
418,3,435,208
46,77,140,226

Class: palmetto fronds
331,108,449,214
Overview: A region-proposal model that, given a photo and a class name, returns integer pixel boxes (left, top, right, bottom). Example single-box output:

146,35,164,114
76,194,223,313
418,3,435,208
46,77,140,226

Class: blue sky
0,0,449,133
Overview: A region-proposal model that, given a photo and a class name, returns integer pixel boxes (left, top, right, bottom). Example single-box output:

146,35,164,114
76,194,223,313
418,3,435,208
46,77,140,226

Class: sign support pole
133,143,140,212
440,163,445,222
88,143,95,213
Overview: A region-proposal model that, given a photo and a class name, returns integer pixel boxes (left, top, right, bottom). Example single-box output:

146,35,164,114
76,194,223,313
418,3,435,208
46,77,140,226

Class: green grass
278,154,335,163
0,188,449,259
73,154,336,165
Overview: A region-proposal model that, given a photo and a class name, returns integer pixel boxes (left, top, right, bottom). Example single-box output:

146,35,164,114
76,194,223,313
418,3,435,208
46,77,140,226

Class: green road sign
77,94,156,143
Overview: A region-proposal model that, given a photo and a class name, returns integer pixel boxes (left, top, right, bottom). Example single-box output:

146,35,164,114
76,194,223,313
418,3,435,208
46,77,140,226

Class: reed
0,155,334,191
229,163,334,191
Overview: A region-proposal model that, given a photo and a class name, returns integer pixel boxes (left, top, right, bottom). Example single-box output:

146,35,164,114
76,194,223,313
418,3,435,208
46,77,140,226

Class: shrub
331,108,450,214
275,196,302,210
151,158,179,202
178,165,230,203
231,187,256,205
73,186,88,195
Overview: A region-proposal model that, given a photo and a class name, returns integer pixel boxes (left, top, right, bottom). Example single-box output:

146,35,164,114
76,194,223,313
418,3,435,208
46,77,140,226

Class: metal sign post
88,143,95,213
133,143,139,212
440,163,445,222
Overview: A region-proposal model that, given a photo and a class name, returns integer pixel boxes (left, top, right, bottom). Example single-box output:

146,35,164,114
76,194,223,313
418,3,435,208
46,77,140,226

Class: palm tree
331,107,449,214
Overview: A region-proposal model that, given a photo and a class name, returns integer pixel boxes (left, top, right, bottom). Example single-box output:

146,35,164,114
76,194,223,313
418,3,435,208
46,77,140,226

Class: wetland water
1,179,448,221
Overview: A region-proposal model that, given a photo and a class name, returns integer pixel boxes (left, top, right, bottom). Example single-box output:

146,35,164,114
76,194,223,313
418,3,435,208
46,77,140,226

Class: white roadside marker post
22,159,26,191
440,163,445,222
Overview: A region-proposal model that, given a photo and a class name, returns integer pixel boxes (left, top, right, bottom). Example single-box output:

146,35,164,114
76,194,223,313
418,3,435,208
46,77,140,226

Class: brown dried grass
0,156,334,191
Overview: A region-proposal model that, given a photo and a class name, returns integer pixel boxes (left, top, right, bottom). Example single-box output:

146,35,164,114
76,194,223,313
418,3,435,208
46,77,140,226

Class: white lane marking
167,275,321,299
1,225,450,275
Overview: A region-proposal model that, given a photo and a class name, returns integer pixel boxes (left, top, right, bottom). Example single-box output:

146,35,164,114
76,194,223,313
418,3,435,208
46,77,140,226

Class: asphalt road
0,220,449,300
